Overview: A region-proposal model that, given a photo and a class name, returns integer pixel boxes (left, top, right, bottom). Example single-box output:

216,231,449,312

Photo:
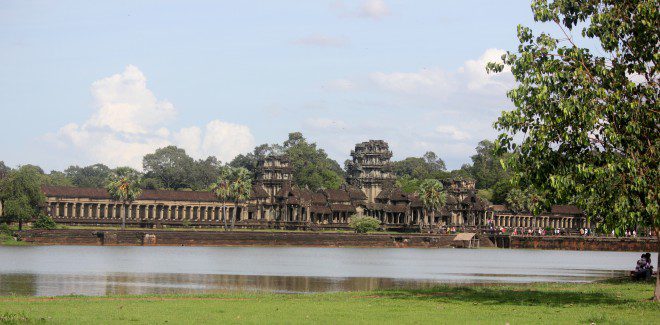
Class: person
634,253,653,280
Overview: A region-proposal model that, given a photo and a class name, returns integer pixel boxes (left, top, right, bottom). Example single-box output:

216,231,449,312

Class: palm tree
105,167,142,230
211,167,252,230
417,179,446,228
229,168,252,229
210,168,232,231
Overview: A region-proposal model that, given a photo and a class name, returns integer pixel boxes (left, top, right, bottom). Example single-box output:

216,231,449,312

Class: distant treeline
0,132,521,205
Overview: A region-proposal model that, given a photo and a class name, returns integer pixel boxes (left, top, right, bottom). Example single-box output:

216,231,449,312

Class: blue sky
0,0,539,171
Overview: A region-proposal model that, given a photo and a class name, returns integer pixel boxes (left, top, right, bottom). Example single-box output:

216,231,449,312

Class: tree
0,161,11,180
33,213,57,230
211,167,252,230
105,167,142,230
210,168,232,230
396,175,423,194
469,140,511,189
142,146,195,190
423,151,447,172
417,179,446,227
65,164,112,188
229,144,274,180
349,216,381,233
191,156,223,191
0,166,45,230
43,171,73,187
282,132,344,190
229,168,252,229
488,0,659,300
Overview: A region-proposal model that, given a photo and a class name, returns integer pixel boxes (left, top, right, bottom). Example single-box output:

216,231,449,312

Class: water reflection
0,246,648,296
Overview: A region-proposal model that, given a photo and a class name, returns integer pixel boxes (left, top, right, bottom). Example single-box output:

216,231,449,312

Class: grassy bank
0,281,658,324
0,233,29,246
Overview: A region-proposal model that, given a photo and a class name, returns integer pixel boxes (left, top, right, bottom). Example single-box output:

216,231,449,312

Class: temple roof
43,185,272,202
376,187,410,202
346,186,367,200
550,205,583,215
321,189,351,202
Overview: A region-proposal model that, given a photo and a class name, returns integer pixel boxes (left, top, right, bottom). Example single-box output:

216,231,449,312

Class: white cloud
328,48,513,105
315,48,514,168
435,125,471,141
48,65,254,169
294,34,348,47
459,48,513,92
201,120,255,162
359,0,390,19
332,0,390,20
370,68,456,99
87,65,176,134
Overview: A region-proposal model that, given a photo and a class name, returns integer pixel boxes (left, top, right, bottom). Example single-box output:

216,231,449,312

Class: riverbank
15,229,474,248
11,228,658,251
0,281,657,324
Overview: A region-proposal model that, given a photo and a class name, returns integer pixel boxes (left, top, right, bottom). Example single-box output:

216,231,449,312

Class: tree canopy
488,0,658,299
65,164,112,188
392,151,447,180
0,166,45,229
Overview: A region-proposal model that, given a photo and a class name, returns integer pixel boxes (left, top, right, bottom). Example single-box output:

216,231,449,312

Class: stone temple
10,140,587,231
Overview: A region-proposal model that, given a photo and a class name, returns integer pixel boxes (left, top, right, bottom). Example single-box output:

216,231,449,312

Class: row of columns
48,201,247,223
491,215,584,229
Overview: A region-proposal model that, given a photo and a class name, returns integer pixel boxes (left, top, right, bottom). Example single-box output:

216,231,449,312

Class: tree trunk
221,203,227,231
655,230,659,302
121,203,126,230
231,202,236,229
18,219,23,231
431,210,435,227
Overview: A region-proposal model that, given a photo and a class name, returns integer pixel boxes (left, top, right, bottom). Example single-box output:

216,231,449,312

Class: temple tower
257,155,293,202
347,140,396,203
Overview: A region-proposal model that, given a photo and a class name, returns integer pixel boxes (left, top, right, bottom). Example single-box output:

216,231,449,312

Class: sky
0,0,541,172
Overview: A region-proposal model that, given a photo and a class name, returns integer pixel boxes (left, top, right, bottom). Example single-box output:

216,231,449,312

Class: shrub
349,216,381,234
32,213,57,230
0,223,11,235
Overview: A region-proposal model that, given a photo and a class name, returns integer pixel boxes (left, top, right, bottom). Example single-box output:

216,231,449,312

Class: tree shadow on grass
372,285,634,307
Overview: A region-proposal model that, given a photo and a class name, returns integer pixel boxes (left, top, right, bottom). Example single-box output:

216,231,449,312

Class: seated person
634,253,653,280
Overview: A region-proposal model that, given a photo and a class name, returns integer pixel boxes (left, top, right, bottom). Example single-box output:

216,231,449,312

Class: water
0,246,652,296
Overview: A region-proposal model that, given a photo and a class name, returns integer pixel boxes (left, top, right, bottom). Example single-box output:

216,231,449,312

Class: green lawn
0,281,658,324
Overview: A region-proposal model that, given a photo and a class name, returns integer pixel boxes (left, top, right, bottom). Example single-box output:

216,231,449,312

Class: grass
0,281,658,324
0,233,29,246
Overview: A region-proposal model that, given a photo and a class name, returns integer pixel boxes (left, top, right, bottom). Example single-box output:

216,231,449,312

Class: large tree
489,0,658,299
142,146,196,190
229,143,275,181
0,161,11,180
282,132,344,190
392,152,448,180
105,167,142,230
0,166,45,230
65,164,112,188
191,156,223,191
469,140,511,190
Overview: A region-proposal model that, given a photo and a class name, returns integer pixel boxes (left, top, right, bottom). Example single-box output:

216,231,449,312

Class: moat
1,246,649,296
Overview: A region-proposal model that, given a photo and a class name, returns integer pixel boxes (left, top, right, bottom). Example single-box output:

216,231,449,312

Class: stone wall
509,235,658,252
16,229,461,248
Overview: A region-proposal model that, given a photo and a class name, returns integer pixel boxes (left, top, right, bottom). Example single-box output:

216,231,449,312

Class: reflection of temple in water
0,273,443,296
